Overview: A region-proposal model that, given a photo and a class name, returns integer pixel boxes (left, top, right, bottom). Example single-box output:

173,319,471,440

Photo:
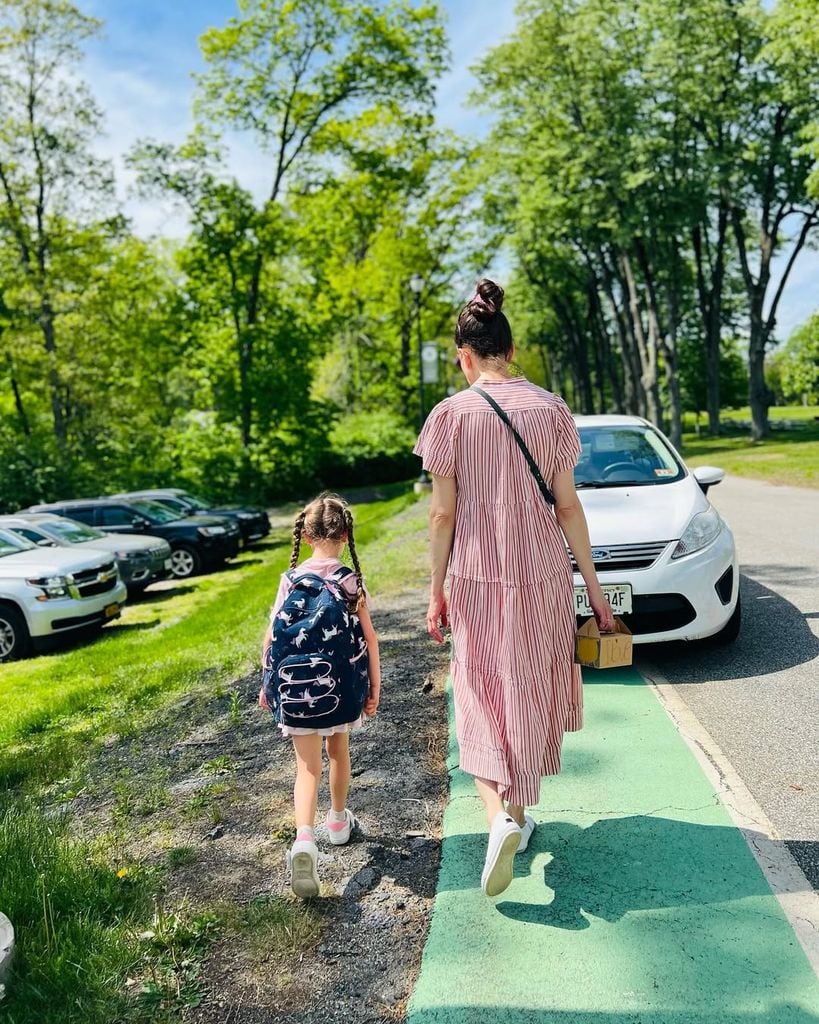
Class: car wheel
0,605,31,662
709,593,742,646
170,545,201,579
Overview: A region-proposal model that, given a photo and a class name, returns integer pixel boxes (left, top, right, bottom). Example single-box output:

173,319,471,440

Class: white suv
0,527,127,661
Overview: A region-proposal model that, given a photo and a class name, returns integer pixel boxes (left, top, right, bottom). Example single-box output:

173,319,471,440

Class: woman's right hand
426,591,449,644
258,686,269,710
589,587,615,632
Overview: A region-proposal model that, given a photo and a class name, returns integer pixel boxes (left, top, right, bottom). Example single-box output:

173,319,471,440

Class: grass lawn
680,406,819,489
0,483,421,1024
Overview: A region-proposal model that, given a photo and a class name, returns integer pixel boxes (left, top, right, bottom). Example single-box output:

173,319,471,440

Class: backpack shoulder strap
471,385,556,507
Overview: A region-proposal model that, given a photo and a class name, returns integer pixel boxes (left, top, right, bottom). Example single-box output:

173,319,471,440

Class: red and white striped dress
414,377,583,807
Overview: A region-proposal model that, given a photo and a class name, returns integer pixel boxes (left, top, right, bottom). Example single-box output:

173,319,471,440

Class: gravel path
70,519,450,1022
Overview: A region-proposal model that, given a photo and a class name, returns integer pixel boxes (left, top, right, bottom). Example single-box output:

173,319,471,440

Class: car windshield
0,527,36,557
40,519,104,543
180,493,210,510
130,500,182,524
574,425,684,487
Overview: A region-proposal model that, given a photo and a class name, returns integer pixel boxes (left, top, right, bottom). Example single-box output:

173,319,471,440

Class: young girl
259,493,381,898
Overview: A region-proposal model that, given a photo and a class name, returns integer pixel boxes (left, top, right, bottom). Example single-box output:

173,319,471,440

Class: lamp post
409,273,431,492
409,273,425,432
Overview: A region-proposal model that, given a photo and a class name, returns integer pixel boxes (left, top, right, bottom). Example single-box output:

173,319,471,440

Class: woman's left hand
426,591,449,644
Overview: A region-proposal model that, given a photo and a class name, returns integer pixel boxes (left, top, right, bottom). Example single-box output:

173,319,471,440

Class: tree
133,0,446,452
0,0,116,460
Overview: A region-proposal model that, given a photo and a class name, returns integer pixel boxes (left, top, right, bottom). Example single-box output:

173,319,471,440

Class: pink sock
296,826,314,843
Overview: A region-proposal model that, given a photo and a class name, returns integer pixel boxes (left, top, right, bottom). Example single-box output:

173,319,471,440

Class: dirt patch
68,546,449,1023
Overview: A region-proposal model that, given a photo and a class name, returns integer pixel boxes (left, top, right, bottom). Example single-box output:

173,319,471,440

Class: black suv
116,489,270,546
24,498,241,579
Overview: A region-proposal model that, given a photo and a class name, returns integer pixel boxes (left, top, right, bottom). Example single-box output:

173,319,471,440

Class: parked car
114,489,271,546
572,415,739,644
0,527,126,661
23,499,241,580
0,514,172,596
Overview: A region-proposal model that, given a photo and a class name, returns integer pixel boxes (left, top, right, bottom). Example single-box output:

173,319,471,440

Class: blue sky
80,0,815,340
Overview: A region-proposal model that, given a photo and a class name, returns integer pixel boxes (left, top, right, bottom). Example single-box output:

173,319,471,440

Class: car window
152,497,188,513
130,500,181,524
100,506,140,526
0,527,36,555
64,507,96,525
10,527,48,545
575,426,684,487
182,494,209,510
41,519,104,543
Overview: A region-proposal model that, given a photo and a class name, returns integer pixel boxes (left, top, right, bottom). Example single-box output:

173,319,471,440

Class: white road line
641,660,819,978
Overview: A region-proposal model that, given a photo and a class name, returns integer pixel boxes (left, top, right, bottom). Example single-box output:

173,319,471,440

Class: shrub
318,410,418,488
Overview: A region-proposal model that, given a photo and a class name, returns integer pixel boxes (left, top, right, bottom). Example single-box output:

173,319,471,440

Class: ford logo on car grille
591,548,611,561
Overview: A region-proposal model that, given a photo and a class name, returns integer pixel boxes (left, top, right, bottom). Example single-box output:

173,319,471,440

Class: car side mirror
37,539,57,547
133,516,150,529
692,466,725,494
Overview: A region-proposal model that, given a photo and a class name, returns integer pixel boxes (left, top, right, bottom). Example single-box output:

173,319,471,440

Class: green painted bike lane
408,669,819,1024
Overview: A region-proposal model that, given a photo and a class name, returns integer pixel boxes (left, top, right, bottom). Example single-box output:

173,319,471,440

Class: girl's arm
552,469,615,631
358,604,381,715
259,622,273,709
426,473,457,643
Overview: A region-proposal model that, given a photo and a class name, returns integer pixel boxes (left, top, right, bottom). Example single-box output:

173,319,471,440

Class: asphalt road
638,475,819,887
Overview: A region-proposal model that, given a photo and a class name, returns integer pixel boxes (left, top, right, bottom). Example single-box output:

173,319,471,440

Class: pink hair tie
470,291,495,314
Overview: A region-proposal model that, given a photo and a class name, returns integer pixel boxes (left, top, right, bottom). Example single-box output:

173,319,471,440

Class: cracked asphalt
639,475,819,888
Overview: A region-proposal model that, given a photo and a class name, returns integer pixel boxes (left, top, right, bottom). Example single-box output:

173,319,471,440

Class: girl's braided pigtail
344,509,365,612
290,510,306,570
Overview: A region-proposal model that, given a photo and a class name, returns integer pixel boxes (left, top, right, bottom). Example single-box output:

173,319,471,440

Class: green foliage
0,799,153,1022
768,315,819,404
319,409,418,486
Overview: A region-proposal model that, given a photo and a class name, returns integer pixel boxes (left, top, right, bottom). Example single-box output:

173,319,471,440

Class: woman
414,278,614,898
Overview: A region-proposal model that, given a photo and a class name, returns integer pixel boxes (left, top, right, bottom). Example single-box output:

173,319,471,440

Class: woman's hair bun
469,278,505,320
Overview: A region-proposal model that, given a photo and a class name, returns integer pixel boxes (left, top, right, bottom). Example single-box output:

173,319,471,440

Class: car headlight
26,574,70,599
199,526,226,537
671,507,723,559
237,512,254,519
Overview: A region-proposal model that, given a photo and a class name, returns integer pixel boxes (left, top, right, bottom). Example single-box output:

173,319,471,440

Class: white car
571,415,739,645
0,527,127,660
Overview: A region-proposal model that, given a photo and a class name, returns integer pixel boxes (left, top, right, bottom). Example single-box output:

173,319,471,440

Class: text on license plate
574,584,632,616
104,602,120,619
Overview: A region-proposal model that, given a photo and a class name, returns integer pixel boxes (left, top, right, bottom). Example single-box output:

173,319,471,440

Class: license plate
574,584,632,616
164,558,173,569
104,602,120,619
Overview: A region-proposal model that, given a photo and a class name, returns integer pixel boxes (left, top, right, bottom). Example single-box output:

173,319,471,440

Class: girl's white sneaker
287,839,320,898
326,808,356,846
516,814,536,854
481,811,521,897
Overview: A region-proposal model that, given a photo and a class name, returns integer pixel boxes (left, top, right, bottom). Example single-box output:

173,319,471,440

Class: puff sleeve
413,400,456,478
552,398,581,475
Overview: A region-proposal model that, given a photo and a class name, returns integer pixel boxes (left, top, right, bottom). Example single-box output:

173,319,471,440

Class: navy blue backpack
262,568,369,730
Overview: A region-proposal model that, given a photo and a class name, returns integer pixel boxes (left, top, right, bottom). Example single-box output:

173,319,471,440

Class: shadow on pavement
638,573,818,682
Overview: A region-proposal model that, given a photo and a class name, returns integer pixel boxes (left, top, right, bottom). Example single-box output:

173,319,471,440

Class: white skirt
279,716,364,738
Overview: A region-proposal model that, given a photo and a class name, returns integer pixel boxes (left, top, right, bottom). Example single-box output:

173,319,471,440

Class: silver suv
0,528,127,661
0,514,172,596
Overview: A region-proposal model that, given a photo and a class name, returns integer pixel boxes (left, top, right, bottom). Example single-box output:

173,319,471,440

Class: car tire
709,593,742,646
170,545,201,579
0,605,31,662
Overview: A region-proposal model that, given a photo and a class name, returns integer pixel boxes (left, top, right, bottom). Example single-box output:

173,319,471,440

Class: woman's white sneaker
516,814,536,854
287,839,320,898
481,811,521,897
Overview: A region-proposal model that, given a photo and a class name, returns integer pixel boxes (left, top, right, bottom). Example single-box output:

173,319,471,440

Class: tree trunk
691,207,728,438
619,249,659,424
6,351,31,436
748,301,770,441
39,298,66,446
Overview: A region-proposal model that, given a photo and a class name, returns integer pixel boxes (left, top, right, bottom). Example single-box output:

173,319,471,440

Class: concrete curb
0,912,13,989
